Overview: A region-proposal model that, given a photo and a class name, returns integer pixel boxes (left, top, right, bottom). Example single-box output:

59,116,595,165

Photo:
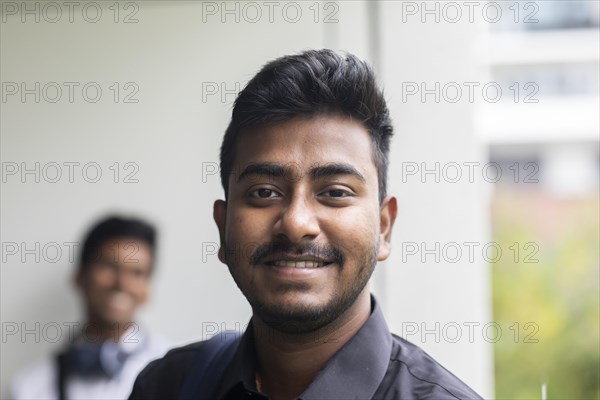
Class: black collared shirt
129,297,483,399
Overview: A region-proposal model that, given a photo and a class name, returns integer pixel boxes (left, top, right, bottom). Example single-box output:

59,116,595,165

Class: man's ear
378,195,398,261
213,200,227,264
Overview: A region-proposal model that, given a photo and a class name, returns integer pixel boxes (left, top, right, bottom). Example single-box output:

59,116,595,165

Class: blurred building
479,0,599,196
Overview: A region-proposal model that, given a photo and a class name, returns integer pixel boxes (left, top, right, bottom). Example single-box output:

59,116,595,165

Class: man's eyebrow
237,163,286,183
236,162,366,183
309,163,366,183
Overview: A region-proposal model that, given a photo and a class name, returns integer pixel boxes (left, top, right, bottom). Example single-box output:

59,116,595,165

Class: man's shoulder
128,340,206,400
379,334,483,399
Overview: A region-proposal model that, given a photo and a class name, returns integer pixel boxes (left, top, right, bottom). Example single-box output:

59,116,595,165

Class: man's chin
251,298,341,334
96,312,137,330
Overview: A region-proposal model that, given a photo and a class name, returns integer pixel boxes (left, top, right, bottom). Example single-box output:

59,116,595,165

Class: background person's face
214,115,395,333
77,237,153,329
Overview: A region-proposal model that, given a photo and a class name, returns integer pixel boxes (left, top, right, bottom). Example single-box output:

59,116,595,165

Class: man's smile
270,260,330,268
259,261,337,282
261,253,337,269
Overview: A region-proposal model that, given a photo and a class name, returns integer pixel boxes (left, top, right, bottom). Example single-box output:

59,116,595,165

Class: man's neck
82,317,134,343
252,290,372,400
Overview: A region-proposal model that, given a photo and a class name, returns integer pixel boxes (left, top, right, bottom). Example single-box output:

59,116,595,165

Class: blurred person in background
11,216,171,400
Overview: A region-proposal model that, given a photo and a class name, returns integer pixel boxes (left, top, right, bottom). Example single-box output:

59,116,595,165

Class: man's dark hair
219,49,394,203
78,215,156,273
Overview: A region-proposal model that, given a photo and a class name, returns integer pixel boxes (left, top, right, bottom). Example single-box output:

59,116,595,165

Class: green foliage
492,189,599,400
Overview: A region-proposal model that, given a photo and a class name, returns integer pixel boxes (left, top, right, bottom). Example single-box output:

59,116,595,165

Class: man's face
76,237,153,328
214,115,396,333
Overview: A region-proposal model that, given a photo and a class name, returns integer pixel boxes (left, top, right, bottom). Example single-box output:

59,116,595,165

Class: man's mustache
249,241,344,266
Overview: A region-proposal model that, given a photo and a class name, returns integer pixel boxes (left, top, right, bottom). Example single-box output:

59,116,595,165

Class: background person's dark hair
78,216,156,273
219,49,394,204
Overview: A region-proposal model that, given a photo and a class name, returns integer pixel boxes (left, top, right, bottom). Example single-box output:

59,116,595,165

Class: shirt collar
214,320,260,398
216,295,393,400
70,324,147,355
118,325,147,355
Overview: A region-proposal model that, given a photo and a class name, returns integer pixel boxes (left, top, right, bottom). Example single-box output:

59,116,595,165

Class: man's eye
250,188,279,198
323,189,350,198
131,269,149,279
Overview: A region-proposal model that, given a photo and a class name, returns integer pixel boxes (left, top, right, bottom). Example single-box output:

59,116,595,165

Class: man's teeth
273,260,326,268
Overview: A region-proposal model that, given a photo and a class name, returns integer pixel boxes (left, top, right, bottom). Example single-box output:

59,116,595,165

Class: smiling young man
129,49,482,399
12,216,170,400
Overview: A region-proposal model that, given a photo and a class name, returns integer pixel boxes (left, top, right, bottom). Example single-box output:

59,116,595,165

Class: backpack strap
178,332,241,400
55,351,68,400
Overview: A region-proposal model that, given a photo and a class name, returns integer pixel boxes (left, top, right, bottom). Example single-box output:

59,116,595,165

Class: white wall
1,1,492,397
375,2,493,396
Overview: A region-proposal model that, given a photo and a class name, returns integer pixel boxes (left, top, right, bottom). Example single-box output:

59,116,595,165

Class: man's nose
113,266,128,290
273,194,320,243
